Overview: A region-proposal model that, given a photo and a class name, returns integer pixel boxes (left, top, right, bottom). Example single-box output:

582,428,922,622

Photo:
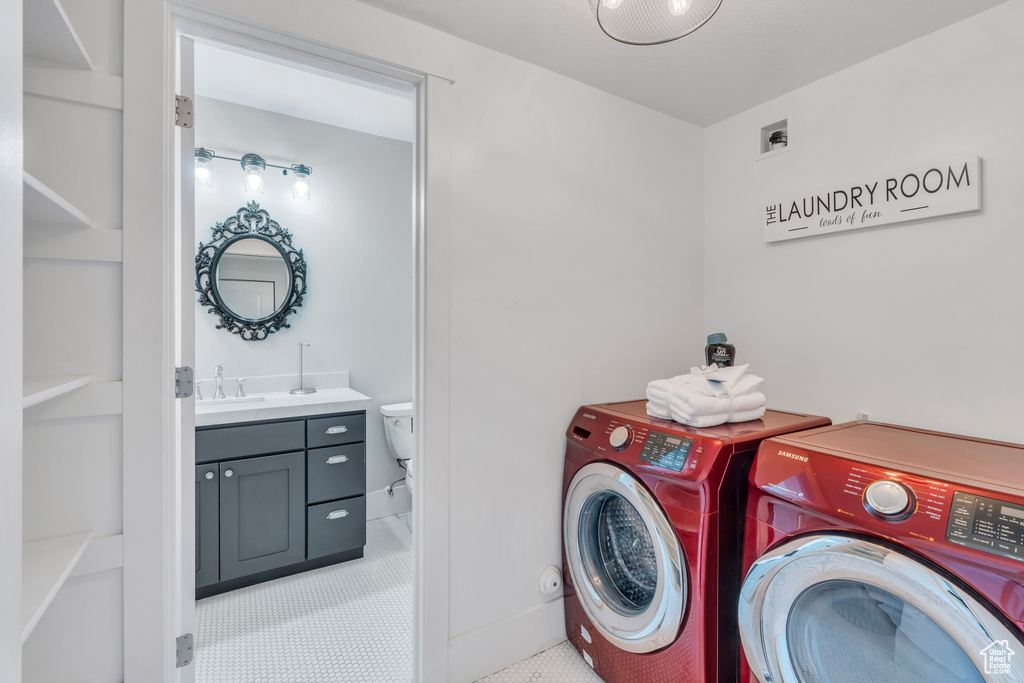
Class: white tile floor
196,514,414,683
475,642,602,683
196,514,596,683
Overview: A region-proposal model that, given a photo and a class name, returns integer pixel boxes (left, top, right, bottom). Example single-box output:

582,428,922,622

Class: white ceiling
194,42,416,142
353,0,1008,126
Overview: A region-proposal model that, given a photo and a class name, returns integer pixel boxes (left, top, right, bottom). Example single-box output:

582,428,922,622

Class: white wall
170,1,706,679
0,0,23,679
193,96,414,503
704,0,1024,443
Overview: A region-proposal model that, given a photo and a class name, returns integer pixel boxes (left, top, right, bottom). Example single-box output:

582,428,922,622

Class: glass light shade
241,154,266,194
291,165,311,201
195,161,212,186
589,0,721,45
194,148,215,187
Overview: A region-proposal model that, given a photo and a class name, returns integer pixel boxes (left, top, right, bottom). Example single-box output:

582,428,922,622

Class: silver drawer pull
326,455,349,465
327,510,349,520
205,471,214,480
326,426,349,435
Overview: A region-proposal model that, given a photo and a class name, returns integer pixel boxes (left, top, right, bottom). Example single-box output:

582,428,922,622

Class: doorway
161,13,453,682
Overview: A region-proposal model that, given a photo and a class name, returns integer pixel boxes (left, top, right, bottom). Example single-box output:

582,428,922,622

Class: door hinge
176,366,194,399
175,94,193,128
176,633,194,668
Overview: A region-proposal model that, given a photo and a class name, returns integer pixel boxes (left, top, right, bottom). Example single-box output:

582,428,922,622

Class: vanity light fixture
241,153,266,194
588,0,721,45
193,148,313,200
194,148,215,187
291,165,312,201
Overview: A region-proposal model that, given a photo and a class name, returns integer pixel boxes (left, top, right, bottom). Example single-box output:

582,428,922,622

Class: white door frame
123,4,451,680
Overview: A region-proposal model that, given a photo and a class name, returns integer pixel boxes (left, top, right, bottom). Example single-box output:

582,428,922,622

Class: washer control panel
609,426,633,451
864,480,915,519
946,492,1024,563
638,431,694,472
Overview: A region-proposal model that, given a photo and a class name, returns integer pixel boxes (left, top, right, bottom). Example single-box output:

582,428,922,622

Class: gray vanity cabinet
195,463,220,589
195,410,367,596
218,451,306,581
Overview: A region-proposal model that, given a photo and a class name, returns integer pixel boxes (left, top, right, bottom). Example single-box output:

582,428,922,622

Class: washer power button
864,480,914,519
609,426,633,451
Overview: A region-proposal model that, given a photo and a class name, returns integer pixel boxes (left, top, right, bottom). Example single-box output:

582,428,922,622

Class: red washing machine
562,400,830,683
738,421,1024,683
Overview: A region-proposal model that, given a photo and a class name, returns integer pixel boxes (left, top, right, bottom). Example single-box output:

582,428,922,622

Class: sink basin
201,395,266,406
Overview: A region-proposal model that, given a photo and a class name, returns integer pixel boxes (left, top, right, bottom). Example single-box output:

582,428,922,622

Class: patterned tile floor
196,514,596,683
196,515,414,683
475,642,602,683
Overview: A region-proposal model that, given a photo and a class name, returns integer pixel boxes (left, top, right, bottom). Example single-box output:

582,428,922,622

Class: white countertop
195,387,372,427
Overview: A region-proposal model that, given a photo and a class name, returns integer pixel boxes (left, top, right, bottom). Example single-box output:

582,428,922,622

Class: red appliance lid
769,421,1024,497
593,400,830,451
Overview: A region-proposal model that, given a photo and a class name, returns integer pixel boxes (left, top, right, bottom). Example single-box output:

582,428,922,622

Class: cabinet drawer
196,419,304,463
307,444,366,504
308,497,366,559
307,413,365,449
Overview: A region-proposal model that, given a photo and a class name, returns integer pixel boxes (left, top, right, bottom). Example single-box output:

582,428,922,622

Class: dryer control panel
638,431,694,472
946,492,1024,563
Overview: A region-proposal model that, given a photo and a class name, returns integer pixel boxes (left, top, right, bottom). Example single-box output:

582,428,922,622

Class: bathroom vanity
194,388,371,597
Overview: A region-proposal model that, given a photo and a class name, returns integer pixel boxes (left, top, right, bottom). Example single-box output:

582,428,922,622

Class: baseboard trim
366,485,411,521
448,598,566,683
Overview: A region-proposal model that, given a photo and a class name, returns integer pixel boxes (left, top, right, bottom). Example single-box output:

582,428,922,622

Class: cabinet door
219,451,305,582
195,464,220,588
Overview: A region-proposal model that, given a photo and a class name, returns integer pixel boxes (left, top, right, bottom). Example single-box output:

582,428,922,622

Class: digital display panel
638,431,694,472
946,491,1024,563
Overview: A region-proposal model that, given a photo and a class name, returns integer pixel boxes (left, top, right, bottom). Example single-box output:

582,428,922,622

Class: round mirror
212,237,293,322
196,202,307,341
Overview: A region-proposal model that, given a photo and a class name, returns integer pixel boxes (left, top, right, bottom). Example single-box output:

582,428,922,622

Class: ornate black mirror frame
195,201,308,341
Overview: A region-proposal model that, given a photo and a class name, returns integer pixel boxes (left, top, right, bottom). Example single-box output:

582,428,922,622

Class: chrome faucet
236,378,247,398
214,363,226,399
290,341,316,395
195,381,204,401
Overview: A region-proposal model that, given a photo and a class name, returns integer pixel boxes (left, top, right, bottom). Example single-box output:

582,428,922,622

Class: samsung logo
779,450,808,462
582,413,597,420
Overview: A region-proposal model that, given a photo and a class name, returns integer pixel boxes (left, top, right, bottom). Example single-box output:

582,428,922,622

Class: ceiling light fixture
589,0,721,45
193,148,312,200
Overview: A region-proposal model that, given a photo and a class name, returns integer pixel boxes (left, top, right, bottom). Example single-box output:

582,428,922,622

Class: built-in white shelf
22,375,94,409
25,225,122,262
24,171,96,229
22,532,92,643
23,380,122,421
24,68,123,111
23,0,95,71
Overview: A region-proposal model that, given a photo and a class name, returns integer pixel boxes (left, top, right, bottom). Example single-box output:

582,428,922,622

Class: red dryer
562,400,830,683
739,421,1024,683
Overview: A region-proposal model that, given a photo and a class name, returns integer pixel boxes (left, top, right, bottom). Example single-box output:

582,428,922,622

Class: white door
738,535,1024,683
174,33,197,683
563,462,687,653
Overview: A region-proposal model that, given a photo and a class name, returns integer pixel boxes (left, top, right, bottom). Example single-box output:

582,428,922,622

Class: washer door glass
787,580,982,683
564,462,686,654
738,535,1024,683
578,491,659,616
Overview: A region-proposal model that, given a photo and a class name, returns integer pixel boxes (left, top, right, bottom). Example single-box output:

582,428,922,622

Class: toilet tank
380,402,414,461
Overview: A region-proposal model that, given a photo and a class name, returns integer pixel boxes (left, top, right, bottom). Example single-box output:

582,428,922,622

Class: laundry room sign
764,156,981,243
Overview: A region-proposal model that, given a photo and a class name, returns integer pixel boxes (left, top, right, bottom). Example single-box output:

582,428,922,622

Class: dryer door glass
563,462,686,654
786,579,982,683
738,535,1024,683
579,491,658,615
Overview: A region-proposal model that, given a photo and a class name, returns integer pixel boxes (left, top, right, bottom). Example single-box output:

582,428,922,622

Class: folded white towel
646,364,766,427
669,390,766,427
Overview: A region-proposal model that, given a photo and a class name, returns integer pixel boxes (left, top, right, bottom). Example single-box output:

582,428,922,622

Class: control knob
863,480,914,519
609,426,633,451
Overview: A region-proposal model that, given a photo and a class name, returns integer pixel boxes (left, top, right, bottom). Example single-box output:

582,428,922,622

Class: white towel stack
645,364,766,428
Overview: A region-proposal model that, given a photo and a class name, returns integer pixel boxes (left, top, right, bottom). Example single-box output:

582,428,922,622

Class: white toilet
380,402,414,526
